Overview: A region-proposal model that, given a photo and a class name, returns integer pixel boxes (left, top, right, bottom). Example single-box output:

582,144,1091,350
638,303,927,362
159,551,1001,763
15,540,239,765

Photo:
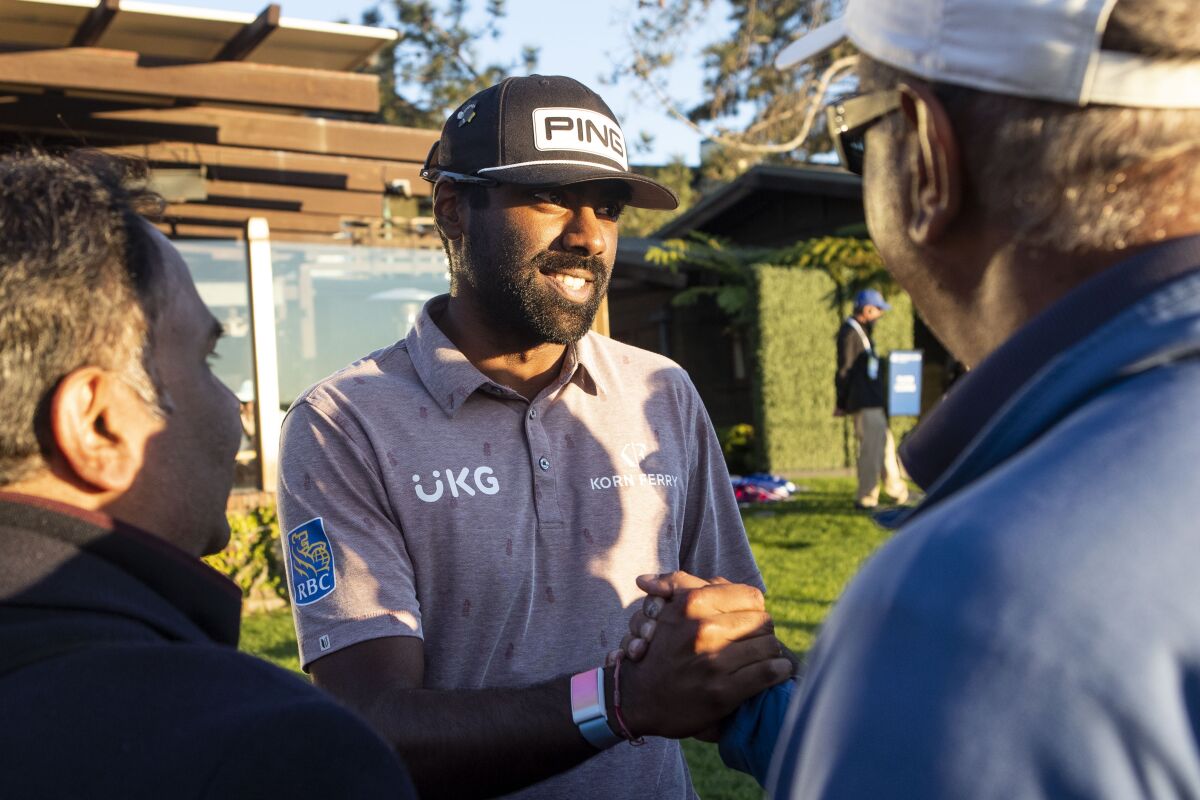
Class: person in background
834,287,908,509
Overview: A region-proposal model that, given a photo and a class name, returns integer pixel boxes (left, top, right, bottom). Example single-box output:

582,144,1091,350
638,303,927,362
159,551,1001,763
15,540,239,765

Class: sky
193,0,733,165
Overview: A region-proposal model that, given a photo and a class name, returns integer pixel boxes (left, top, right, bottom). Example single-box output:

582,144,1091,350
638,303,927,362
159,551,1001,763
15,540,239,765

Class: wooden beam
0,48,379,113
0,97,217,144
153,223,442,249
201,180,383,216
154,222,244,240
215,4,281,62
265,230,440,247
71,0,121,47
245,217,283,493
104,142,428,195
0,95,435,162
95,105,437,161
164,203,360,234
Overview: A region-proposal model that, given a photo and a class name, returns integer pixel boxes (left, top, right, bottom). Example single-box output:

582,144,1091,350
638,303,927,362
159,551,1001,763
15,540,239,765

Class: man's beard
461,226,610,345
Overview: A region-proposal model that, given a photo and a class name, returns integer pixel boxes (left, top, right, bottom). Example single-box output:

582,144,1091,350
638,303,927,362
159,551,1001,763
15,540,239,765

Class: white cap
776,0,1200,109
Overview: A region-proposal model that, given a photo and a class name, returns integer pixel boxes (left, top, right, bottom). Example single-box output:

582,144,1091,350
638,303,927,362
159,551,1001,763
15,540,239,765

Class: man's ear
897,80,962,245
49,367,157,493
433,180,466,240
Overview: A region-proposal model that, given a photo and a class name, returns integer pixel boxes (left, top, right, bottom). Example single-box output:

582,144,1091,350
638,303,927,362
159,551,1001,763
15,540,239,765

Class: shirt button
529,408,537,419
539,457,550,471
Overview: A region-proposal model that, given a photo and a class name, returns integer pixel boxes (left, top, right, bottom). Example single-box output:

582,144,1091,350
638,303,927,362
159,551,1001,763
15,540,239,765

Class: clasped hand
608,571,791,740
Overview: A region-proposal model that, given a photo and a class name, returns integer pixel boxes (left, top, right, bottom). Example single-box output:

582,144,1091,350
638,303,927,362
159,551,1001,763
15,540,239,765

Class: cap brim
483,164,679,211
776,16,847,69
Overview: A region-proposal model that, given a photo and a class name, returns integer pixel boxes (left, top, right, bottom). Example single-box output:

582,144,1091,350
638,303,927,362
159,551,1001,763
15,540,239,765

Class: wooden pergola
1,0,451,495
0,0,440,244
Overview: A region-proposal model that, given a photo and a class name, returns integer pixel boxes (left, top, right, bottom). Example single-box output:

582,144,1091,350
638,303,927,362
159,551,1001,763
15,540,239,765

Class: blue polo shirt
720,236,1200,796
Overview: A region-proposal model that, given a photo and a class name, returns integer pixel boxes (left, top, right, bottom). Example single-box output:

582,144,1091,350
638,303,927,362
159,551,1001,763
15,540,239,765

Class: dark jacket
0,493,415,800
835,318,886,412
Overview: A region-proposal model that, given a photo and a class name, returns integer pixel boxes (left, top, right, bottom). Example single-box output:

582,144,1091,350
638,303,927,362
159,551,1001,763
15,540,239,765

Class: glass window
175,240,259,490
270,242,450,405
176,239,450,491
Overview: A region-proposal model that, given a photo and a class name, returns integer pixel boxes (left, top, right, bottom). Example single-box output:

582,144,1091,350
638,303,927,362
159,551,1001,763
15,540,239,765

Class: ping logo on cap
532,107,628,170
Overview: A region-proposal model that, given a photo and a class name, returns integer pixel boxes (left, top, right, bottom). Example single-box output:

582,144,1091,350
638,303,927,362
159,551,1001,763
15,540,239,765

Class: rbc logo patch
286,517,336,606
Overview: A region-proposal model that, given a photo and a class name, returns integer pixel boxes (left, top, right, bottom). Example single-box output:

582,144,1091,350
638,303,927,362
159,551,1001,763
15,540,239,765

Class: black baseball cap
420,75,679,211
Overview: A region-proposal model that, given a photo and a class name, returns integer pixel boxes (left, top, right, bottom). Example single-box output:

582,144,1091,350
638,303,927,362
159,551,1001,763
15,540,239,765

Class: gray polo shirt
278,294,763,800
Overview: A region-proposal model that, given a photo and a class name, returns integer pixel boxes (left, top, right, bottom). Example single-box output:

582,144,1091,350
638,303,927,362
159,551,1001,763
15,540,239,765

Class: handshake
601,571,797,743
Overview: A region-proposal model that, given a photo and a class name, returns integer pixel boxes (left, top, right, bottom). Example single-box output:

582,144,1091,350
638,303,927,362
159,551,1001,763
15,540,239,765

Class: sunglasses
419,168,499,187
826,89,901,175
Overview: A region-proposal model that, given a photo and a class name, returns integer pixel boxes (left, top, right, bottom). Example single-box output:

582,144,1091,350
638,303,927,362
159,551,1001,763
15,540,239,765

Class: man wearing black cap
276,75,791,799
834,288,908,509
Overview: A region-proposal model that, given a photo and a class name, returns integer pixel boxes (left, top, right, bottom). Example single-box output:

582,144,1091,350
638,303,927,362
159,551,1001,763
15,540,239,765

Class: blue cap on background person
854,288,891,311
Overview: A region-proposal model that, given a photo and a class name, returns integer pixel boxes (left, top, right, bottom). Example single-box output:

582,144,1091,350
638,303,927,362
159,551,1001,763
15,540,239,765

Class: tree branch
631,52,858,155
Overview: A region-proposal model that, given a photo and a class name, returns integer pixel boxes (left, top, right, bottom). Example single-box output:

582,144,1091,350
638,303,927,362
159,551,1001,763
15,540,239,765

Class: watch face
571,669,602,716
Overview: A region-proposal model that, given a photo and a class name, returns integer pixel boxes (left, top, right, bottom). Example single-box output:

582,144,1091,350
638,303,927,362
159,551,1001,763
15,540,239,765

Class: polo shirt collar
571,331,610,398
407,296,494,416
407,295,607,416
901,234,1200,489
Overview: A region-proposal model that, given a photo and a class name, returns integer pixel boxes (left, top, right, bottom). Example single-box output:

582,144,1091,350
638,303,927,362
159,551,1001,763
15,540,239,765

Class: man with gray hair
629,0,1200,795
0,150,416,798
759,0,1200,795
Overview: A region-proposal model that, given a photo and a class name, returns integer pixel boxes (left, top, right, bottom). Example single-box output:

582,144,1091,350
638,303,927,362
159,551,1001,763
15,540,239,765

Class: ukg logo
412,466,501,503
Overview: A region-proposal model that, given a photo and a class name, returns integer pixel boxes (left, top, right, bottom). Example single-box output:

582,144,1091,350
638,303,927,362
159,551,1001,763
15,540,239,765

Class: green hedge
752,266,915,472
754,267,845,470
205,505,289,612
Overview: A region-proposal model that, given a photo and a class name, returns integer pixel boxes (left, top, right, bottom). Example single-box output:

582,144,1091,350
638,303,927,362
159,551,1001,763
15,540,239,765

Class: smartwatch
570,667,623,750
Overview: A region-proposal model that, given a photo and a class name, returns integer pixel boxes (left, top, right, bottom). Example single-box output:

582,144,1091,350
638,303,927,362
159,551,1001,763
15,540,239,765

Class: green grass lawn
240,476,893,799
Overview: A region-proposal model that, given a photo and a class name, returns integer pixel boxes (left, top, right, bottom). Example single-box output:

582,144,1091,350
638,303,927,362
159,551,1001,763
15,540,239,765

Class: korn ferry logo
592,443,680,491
286,517,336,606
620,442,648,469
411,466,500,503
532,107,628,170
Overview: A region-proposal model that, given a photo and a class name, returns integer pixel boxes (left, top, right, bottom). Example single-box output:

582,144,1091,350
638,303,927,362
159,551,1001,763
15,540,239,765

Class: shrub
718,423,758,474
753,266,916,472
205,504,289,612
754,267,848,471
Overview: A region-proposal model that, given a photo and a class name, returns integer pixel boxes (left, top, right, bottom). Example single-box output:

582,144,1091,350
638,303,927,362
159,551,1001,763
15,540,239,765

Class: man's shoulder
580,332,692,387
290,340,418,417
0,641,413,797
3,638,373,737
835,320,861,347
851,358,1200,649
790,363,1200,799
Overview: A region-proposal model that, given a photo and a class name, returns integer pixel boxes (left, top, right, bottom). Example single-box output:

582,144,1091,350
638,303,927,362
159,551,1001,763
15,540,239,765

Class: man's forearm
357,676,600,800
318,577,791,799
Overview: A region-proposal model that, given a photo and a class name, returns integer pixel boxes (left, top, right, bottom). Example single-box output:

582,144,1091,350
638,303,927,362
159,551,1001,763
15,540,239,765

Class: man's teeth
552,274,587,291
